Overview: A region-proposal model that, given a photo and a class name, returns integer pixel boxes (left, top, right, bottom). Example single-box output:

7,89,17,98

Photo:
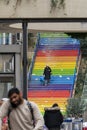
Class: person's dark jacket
43,66,51,80
44,106,63,129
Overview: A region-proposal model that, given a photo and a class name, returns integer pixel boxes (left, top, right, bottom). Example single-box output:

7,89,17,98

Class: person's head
52,103,58,107
45,65,49,69
8,88,23,108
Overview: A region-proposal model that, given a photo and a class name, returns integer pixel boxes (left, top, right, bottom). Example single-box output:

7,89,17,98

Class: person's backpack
8,101,34,129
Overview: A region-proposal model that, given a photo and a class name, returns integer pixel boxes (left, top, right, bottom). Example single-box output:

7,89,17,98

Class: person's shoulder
24,100,39,109
25,100,37,106
29,101,37,106
0,99,11,111
2,98,9,101
0,98,9,105
2,99,10,106
29,101,40,110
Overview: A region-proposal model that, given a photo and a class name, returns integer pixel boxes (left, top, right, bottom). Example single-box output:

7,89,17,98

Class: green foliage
58,0,65,9
67,33,87,39
28,33,36,48
75,56,87,97
66,98,86,117
51,0,58,8
50,0,65,12
27,58,31,69
66,33,87,97
75,72,85,97
66,33,87,50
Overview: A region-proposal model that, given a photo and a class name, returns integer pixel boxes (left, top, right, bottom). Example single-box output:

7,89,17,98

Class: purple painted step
28,84,73,90
38,44,80,50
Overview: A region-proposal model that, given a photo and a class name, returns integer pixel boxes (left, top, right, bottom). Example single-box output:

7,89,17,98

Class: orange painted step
28,90,70,98
28,98,67,105
35,56,77,62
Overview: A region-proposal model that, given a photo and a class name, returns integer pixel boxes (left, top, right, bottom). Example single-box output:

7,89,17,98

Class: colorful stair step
28,90,71,97
38,44,80,50
36,50,79,56
32,68,75,75
35,56,77,62
28,84,73,90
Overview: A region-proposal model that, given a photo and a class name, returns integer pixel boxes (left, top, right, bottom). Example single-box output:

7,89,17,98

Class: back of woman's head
52,103,58,107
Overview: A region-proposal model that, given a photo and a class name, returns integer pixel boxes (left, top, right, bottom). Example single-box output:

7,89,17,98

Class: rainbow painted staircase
28,33,80,114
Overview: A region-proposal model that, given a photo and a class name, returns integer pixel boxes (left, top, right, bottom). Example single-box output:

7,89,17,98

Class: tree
66,33,87,97
66,33,87,51
66,98,86,118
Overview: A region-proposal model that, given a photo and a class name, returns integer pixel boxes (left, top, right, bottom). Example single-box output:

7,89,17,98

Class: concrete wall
0,0,87,18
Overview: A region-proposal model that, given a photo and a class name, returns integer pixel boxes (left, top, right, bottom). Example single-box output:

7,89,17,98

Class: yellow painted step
28,98,68,112
34,62,76,69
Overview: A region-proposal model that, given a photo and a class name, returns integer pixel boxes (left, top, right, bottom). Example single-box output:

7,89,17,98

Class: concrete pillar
20,33,22,41
15,53,21,90
3,33,5,45
9,33,12,45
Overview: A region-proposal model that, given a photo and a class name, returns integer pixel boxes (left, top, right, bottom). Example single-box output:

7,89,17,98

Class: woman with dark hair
43,65,52,86
44,103,63,130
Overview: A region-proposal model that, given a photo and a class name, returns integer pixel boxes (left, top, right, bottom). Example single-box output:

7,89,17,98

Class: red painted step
28,90,71,98
36,50,79,56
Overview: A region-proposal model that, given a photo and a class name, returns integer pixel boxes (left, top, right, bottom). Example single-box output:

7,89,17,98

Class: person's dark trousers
49,127,60,130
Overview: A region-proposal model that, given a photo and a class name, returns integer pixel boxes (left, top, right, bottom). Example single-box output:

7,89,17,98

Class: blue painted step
38,44,80,50
39,38,80,45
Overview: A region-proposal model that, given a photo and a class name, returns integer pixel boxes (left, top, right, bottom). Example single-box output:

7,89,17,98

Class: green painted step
40,33,69,38
32,69,75,75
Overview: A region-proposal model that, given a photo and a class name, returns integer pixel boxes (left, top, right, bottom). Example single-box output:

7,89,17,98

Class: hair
52,103,58,107
8,87,20,98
